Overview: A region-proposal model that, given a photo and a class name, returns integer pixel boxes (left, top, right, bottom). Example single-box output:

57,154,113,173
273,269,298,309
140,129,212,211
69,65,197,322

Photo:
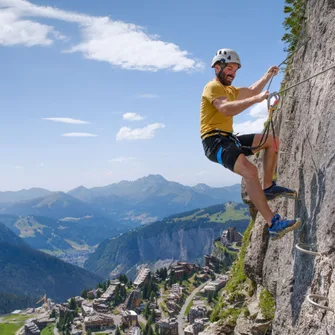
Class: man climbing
200,48,301,240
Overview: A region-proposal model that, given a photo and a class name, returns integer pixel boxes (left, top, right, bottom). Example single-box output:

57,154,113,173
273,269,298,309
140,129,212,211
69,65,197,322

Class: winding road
177,282,209,335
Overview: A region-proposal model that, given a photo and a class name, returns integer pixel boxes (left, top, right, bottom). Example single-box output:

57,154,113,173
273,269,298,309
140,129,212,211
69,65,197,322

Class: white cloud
249,101,268,118
234,101,268,135
0,10,61,46
123,113,144,121
42,117,90,124
136,94,159,99
116,123,165,140
14,165,24,169
196,170,210,176
40,163,44,167
109,157,135,163
233,118,268,135
0,0,203,71
62,133,97,137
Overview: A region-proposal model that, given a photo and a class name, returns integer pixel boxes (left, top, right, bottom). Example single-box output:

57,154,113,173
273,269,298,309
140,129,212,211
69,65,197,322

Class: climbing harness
200,92,281,152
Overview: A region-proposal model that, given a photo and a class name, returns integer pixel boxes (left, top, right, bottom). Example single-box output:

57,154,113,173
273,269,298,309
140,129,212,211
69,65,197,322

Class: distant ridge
0,222,103,311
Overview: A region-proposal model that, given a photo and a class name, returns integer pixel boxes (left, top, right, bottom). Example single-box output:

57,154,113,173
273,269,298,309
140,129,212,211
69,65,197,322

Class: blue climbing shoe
268,214,301,240
264,181,297,200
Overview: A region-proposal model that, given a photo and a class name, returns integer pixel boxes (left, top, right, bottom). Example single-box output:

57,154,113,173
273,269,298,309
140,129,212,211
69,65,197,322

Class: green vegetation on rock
282,0,307,54
225,220,254,294
41,323,55,335
259,288,275,320
210,219,255,324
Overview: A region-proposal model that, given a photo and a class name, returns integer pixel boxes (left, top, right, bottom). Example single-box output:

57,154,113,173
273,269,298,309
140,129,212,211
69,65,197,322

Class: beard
219,72,234,86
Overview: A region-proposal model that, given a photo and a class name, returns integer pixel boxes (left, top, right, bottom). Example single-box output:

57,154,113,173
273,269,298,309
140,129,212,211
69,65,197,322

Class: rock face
242,0,335,334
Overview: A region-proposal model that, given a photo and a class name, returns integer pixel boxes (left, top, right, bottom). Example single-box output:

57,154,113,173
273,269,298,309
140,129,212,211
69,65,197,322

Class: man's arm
213,91,269,116
236,66,279,100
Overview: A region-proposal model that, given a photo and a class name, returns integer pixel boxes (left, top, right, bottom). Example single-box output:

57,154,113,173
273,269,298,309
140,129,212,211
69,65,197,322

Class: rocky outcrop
240,0,335,334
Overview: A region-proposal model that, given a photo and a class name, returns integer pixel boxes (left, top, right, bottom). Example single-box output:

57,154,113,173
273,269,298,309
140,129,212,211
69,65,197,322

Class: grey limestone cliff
241,0,335,334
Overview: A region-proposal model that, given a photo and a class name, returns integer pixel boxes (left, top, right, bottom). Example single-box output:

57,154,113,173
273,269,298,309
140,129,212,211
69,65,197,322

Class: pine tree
69,297,76,311
81,289,87,299
150,291,156,302
147,325,154,335
144,302,150,320
115,325,121,335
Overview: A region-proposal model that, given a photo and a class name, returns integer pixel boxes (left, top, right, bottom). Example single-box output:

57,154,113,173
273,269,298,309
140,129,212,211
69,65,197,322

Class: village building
170,283,183,296
124,288,142,310
209,275,228,291
34,316,56,330
133,266,150,287
70,326,82,335
197,273,210,281
158,317,178,335
184,319,207,335
93,298,109,313
81,300,94,317
188,306,207,324
121,309,138,327
100,283,118,303
221,227,243,245
169,262,199,280
127,326,142,335
154,308,162,319
24,321,40,335
84,313,114,332
87,290,96,300
204,254,222,272
51,304,68,318
203,284,216,296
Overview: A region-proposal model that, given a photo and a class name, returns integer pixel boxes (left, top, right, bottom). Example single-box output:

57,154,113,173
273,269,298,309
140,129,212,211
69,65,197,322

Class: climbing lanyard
253,60,335,152
279,63,335,95
252,38,312,152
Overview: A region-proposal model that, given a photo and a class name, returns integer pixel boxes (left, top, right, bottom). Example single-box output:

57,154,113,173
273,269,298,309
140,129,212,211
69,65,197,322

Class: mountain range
0,175,242,257
0,222,103,314
0,175,242,225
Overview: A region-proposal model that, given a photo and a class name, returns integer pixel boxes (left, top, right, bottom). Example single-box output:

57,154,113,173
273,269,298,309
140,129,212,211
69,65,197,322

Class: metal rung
284,120,296,123
307,294,334,313
295,243,321,256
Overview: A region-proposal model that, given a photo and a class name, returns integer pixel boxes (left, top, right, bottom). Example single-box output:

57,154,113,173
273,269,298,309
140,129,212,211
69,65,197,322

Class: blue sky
0,0,288,191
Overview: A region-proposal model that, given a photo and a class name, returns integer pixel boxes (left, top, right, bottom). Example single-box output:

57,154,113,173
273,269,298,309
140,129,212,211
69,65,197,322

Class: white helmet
211,48,241,68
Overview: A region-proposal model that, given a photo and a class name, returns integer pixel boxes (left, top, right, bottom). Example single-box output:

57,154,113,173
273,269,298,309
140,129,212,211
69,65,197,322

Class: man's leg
211,140,301,240
251,134,278,189
233,154,274,226
250,133,296,199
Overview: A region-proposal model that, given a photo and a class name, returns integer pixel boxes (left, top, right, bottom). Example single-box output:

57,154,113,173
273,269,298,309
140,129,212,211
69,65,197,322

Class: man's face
217,63,239,85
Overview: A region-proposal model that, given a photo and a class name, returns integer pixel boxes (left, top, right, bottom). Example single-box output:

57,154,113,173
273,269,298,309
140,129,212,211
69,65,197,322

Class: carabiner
267,92,280,111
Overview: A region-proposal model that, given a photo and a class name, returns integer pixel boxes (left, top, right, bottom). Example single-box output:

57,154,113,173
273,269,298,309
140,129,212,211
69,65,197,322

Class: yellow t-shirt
200,80,239,139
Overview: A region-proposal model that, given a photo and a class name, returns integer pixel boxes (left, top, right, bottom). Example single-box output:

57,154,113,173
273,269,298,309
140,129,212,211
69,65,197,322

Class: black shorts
202,134,255,172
